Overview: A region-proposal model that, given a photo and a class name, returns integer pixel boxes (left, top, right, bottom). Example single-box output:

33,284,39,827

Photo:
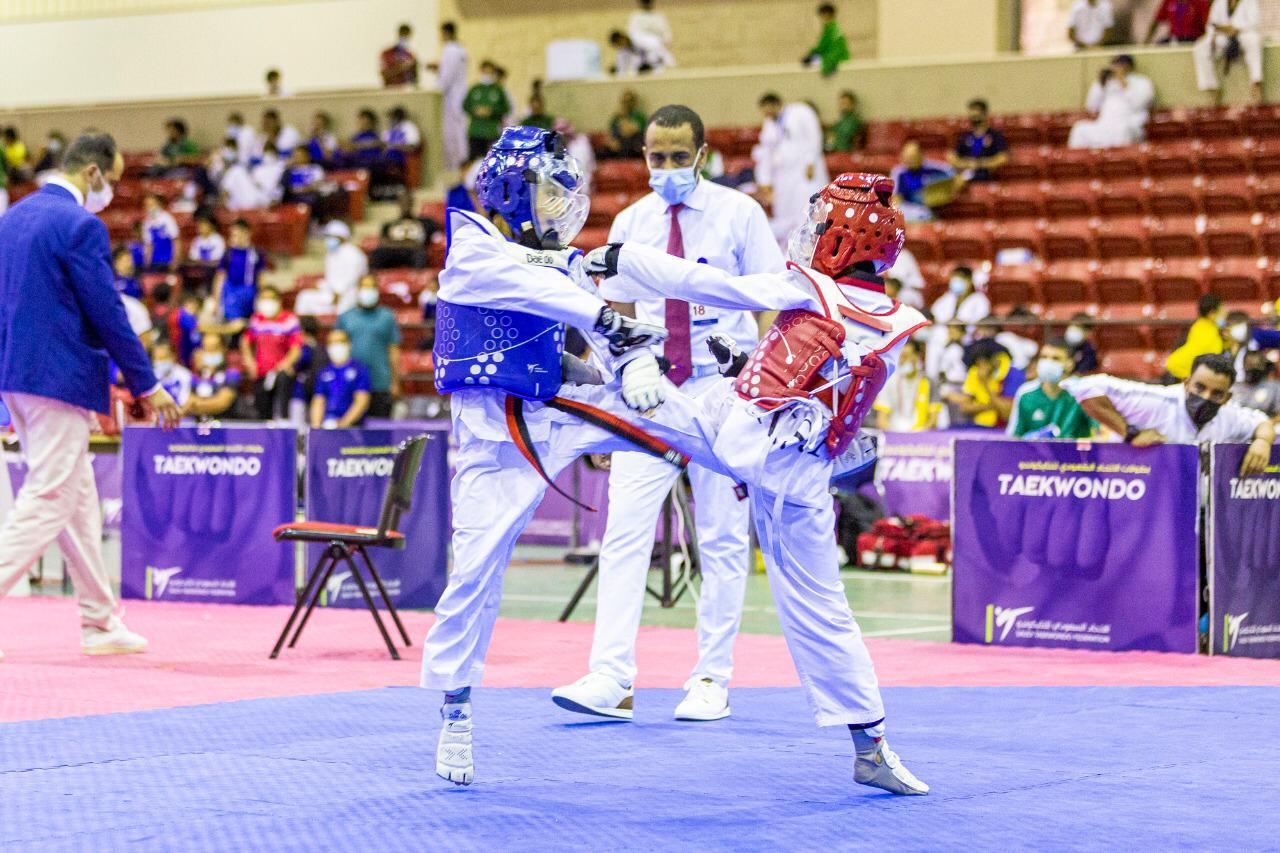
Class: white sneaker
550,672,633,720
0,649,5,663
853,736,929,796
436,701,474,786
674,677,730,722
81,625,148,656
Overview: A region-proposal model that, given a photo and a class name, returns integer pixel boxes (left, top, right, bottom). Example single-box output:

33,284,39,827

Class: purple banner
952,439,1199,653
121,426,297,604
6,450,123,531
872,429,996,520
304,427,450,609
1210,443,1280,658
522,461,611,546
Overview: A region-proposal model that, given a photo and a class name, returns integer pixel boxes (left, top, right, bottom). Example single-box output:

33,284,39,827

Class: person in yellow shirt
946,339,1019,428
874,339,939,431
2,126,28,177
1165,294,1226,381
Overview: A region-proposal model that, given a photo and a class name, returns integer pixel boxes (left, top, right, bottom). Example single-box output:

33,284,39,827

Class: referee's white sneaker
550,672,633,720
853,735,929,796
436,701,474,786
674,677,730,721
81,624,148,656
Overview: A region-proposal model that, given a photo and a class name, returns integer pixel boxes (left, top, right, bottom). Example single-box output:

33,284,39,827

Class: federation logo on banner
145,565,184,599
985,604,1034,643
1224,613,1249,652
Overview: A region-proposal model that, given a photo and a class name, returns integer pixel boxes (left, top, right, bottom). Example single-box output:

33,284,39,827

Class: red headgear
788,172,905,278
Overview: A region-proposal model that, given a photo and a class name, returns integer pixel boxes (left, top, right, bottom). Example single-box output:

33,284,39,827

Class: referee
0,133,179,662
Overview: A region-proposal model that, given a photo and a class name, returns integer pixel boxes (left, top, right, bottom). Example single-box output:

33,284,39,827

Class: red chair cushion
273,521,404,543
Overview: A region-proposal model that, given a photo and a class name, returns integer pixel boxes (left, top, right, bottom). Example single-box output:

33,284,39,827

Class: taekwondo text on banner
120,426,297,605
951,439,1199,653
304,426,450,609
871,429,995,520
1210,443,1280,659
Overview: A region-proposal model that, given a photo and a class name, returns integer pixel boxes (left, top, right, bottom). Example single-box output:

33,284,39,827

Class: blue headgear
475,126,589,249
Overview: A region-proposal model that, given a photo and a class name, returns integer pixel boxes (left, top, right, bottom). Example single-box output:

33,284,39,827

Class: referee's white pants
0,392,121,630
588,447,750,688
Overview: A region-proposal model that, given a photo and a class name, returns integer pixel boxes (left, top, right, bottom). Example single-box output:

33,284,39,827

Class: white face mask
1036,357,1065,385
199,351,224,369
257,298,281,317
1230,323,1249,343
948,276,969,296
84,171,114,214
325,236,342,252
358,289,380,308
480,74,496,85
1064,326,1085,346
327,343,351,364
153,360,174,378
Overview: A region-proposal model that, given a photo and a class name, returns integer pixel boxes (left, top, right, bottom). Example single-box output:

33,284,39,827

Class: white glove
583,244,622,278
620,352,666,413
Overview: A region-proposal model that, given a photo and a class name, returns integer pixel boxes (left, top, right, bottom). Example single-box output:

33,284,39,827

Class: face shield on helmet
529,155,589,249
786,194,830,269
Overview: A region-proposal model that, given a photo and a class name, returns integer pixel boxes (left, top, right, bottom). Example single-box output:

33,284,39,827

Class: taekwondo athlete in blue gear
425,126,729,787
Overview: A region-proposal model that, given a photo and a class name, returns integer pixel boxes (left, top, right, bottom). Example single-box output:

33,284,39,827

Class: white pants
1194,30,1264,89
0,187,9,217
1068,115,1143,150
0,392,120,630
442,99,468,173
420,382,888,727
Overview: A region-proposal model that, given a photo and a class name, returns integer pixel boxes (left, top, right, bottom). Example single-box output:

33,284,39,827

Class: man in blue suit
0,133,180,662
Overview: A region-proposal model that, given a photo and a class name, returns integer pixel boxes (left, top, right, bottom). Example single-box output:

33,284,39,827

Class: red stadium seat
1042,180,1097,220
904,223,941,262
586,191,632,227
1260,216,1280,256
1150,258,1207,304
1095,147,1143,181
1094,324,1153,350
1205,257,1266,301
1198,175,1255,215
1187,107,1240,139
1099,301,1156,321
1249,139,1280,175
1043,148,1095,182
573,226,611,251
989,221,1041,257
1038,259,1096,302
937,221,992,262
1241,105,1280,139
1146,216,1202,258
1000,117,1045,147
594,159,648,193
1196,138,1252,175
864,122,906,155
1144,177,1200,217
988,184,1042,220
1040,219,1094,260
996,159,1045,183
1263,261,1280,299
1201,214,1260,257
1093,259,1152,304
986,266,1041,309
1252,177,1280,214
419,200,446,223
1045,112,1086,147
1145,140,1200,178
1043,300,1097,321
939,183,992,220
1144,114,1190,143
1100,349,1161,380
376,269,435,305
1152,323,1191,349
1097,218,1154,263
1095,179,1147,217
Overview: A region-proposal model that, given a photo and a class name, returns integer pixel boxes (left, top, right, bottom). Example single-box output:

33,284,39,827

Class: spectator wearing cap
295,221,368,316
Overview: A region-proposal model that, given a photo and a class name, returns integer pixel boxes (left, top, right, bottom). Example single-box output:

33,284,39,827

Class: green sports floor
499,545,953,640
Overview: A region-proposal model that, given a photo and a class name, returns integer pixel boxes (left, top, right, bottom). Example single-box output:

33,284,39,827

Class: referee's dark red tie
662,204,692,387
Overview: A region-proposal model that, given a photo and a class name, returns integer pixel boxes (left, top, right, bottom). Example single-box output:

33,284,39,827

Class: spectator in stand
216,141,270,211
1233,350,1280,419
160,119,200,171
284,147,339,222
186,333,240,419
127,222,147,271
1008,339,1096,438
603,90,647,159
444,154,483,212
464,61,511,160
169,292,204,367
494,66,516,126
306,112,339,166
948,338,1018,429
295,221,368,316
610,30,648,76
338,275,401,419
250,142,286,204
265,68,288,97
890,140,956,222
1145,0,1209,44
119,289,156,352
557,118,597,195
1071,353,1274,477
224,112,259,164
825,90,865,152
241,285,302,420
925,265,990,379
1067,0,1115,49
383,105,422,182
755,93,828,244
111,246,144,300
213,218,262,333
2,126,28,181
995,306,1041,370
150,342,193,411
381,22,420,88
1068,54,1154,149
141,193,180,272
1223,309,1252,379
1194,0,1263,105
371,194,431,269
33,131,67,176
522,90,555,131
309,329,371,428
348,108,384,159
1165,294,1226,381
886,247,924,306
427,21,470,173
948,98,1008,182
261,110,301,159
803,3,850,77
1065,312,1099,374
629,0,675,70
184,214,226,292
874,339,937,431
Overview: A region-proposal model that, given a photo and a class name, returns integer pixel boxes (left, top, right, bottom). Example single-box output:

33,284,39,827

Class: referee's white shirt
1065,374,1267,443
601,178,784,370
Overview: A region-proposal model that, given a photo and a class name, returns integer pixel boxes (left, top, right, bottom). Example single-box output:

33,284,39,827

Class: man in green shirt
826,89,865,152
805,3,850,77
1008,338,1096,439
463,60,512,160
336,275,402,418
160,119,200,168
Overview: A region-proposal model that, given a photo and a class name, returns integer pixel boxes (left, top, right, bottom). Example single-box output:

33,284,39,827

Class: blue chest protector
433,211,581,401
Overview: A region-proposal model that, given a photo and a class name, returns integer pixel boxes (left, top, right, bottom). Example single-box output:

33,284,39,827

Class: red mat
1,598,1277,723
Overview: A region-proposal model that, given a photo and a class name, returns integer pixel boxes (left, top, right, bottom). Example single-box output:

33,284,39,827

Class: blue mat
2,686,1278,851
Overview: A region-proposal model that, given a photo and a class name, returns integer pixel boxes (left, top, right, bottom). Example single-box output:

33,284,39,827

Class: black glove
593,306,669,357
707,333,749,378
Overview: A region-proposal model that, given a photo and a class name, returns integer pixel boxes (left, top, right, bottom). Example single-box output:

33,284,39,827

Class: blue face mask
649,166,698,206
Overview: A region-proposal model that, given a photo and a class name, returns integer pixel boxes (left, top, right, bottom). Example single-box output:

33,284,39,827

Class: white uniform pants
0,392,120,630
1194,30,1264,89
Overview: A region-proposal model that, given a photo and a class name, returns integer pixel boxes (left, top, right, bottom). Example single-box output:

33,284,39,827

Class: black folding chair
270,435,429,660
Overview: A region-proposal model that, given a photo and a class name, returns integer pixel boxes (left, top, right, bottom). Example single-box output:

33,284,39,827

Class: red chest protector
733,265,897,458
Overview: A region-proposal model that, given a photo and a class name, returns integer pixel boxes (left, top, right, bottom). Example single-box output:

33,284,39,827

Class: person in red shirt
239,286,303,420
380,23,419,87
1145,0,1209,43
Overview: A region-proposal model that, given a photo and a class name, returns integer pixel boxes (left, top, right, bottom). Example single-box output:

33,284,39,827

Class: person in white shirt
551,105,784,725
1067,0,1114,49
428,21,469,173
1193,0,1263,104
217,146,270,211
264,68,289,98
188,215,226,265
250,143,285,205
294,220,369,316
150,342,193,408
628,0,675,70
1068,352,1274,476
610,30,647,76
260,109,301,159
887,245,925,307
556,118,596,195
754,93,828,247
925,265,990,381
383,106,422,149
1068,54,1155,149
225,112,259,164
120,292,155,350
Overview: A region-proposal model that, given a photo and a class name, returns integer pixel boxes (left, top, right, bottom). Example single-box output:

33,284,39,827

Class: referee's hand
140,387,181,431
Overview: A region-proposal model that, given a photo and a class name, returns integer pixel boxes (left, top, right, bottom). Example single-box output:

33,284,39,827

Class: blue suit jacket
0,184,157,414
